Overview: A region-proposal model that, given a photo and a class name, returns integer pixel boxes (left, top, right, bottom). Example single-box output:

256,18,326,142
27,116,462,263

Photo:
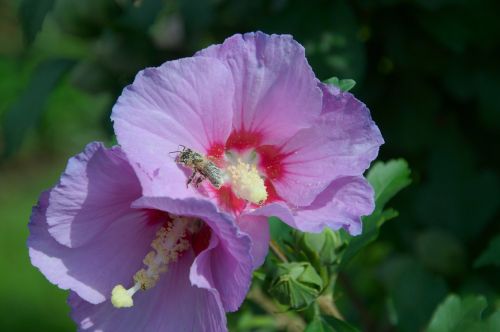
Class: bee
172,146,224,189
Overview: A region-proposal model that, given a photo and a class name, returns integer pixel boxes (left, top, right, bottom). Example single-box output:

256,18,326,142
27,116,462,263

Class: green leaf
324,76,340,86
474,235,500,268
426,295,488,332
1,59,75,159
340,209,398,265
341,159,411,265
306,318,335,332
268,216,296,261
306,315,359,332
369,159,412,211
338,79,356,92
323,77,357,92
19,0,56,45
269,216,294,245
108,135,119,147
425,293,500,332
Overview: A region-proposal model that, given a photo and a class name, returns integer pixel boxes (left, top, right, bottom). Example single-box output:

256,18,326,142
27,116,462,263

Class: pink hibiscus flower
112,32,384,268
28,142,253,331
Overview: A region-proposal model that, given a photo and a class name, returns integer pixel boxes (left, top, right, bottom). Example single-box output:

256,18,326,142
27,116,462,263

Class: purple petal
272,125,338,207
270,83,383,207
316,83,384,176
133,196,253,312
46,142,142,247
112,56,235,198
69,251,227,332
29,192,160,304
250,177,375,235
237,214,270,268
246,201,298,230
293,176,375,234
198,32,322,144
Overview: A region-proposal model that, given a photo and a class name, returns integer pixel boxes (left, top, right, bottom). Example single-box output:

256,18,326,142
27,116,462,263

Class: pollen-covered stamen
111,215,196,308
226,159,268,205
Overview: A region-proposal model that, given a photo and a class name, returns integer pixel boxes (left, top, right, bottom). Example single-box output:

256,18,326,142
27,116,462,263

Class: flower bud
300,229,345,266
269,262,323,310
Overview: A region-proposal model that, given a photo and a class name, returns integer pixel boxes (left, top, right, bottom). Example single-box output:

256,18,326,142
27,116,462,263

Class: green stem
269,240,288,263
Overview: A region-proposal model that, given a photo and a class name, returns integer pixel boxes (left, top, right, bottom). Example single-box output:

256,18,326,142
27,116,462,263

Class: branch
317,294,344,320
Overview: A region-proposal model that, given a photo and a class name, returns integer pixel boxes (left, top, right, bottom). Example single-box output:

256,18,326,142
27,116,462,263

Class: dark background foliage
1,0,499,331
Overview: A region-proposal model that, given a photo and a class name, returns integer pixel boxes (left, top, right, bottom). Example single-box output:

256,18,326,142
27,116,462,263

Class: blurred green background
1,0,499,331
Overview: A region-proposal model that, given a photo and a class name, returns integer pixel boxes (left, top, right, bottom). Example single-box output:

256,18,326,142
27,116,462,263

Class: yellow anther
111,216,199,309
226,159,268,204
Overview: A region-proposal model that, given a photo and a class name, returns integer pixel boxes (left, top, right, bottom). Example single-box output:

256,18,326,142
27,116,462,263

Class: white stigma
226,159,268,204
111,215,195,308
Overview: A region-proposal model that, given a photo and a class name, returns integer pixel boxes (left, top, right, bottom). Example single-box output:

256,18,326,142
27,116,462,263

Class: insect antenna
168,145,187,159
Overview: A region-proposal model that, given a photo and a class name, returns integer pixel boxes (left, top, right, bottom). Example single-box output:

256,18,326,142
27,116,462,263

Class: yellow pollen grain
227,159,268,204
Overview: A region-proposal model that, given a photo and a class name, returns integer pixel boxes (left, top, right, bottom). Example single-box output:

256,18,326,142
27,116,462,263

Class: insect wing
204,162,224,188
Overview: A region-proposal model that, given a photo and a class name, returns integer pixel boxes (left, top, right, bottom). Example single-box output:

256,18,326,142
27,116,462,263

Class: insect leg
194,175,205,188
186,171,198,187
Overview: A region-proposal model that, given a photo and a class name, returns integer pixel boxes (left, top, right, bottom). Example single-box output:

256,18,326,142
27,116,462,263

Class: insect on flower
172,145,224,189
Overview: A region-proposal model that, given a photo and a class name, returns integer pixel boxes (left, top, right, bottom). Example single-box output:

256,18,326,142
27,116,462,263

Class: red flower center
206,129,287,213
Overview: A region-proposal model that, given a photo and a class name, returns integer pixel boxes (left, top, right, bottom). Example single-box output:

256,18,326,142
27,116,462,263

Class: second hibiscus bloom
29,143,253,331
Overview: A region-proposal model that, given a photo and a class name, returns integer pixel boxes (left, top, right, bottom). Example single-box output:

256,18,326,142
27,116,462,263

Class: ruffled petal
198,32,322,144
133,196,253,312
45,142,142,247
112,56,235,198
316,83,384,176
269,83,383,207
293,176,375,234
69,251,227,332
249,177,374,235
28,191,160,304
237,214,270,268
271,125,338,207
